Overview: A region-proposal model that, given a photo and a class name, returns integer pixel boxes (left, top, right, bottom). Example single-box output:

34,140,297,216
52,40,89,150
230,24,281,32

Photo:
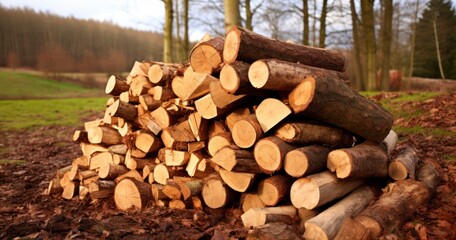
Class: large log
334,161,441,240
388,147,419,180
248,59,349,91
189,37,224,74
274,121,353,148
257,175,292,206
290,171,364,209
219,61,251,94
223,26,347,72
114,178,152,211
253,136,295,174
241,205,297,228
327,141,389,179
304,185,375,240
202,177,236,209
284,145,332,178
288,72,393,143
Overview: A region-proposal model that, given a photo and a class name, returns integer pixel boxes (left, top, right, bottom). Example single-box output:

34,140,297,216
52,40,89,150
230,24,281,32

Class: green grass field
0,70,103,99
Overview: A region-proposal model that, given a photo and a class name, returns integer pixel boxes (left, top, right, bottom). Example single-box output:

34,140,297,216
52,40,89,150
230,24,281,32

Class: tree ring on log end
191,45,221,74
248,60,269,88
289,76,316,113
220,64,240,93
254,139,282,172
284,150,309,178
232,119,258,148
223,27,241,63
202,179,227,209
388,161,408,180
114,178,143,210
148,65,164,84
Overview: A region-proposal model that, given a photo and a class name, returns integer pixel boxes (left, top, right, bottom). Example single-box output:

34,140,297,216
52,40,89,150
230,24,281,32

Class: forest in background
0,5,164,73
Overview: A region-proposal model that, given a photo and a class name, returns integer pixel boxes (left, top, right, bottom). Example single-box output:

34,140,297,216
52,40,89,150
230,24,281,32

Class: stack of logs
47,26,442,240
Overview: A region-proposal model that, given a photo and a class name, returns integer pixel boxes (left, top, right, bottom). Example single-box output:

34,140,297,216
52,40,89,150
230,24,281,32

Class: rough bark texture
223,26,347,72
257,175,292,206
288,72,393,143
284,145,332,178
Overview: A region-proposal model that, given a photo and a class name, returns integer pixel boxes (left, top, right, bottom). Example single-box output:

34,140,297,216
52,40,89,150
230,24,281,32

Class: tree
163,0,173,63
319,0,328,48
350,0,365,90
380,0,393,90
224,0,242,32
243,0,265,31
414,0,456,79
183,0,189,56
361,0,377,90
408,0,421,79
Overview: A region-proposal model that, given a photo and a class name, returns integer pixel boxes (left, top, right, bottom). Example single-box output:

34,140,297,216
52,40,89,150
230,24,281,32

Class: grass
393,125,456,137
0,159,26,165
0,98,107,130
0,70,103,99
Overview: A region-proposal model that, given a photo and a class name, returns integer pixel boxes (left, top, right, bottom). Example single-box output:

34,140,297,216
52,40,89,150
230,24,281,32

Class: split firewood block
246,222,302,240
219,169,256,192
135,131,162,153
88,126,122,145
241,193,265,213
73,130,89,143
98,164,129,180
108,144,128,155
284,145,332,178
88,180,116,199
119,91,139,104
139,94,161,112
114,170,143,184
212,145,262,173
207,132,233,157
209,80,247,109
80,143,108,157
255,98,291,133
223,26,346,72
84,119,103,132
62,181,79,200
189,37,224,74
188,112,208,141
114,178,152,211
89,152,114,170
164,149,191,167
179,180,203,200
172,66,216,101
290,171,364,210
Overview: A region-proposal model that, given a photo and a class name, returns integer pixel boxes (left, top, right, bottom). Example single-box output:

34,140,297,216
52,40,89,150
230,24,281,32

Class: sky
0,0,166,32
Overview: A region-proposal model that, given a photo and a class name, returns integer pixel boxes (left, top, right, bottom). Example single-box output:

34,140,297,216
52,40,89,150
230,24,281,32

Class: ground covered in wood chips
0,92,455,240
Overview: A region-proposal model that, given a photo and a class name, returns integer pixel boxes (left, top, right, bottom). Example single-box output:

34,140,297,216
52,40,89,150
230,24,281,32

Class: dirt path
0,93,455,239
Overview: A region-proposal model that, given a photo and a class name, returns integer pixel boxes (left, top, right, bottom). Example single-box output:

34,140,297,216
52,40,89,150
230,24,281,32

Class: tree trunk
114,178,152,210
248,59,349,91
189,37,224,74
327,141,389,179
163,0,173,63
388,147,419,180
284,145,332,178
183,0,189,56
223,26,347,72
290,171,364,209
224,0,241,32
361,0,377,90
380,0,393,91
254,136,295,173
433,13,446,80
304,185,375,240
302,0,309,45
257,175,293,206
318,0,328,48
288,72,393,143
241,205,297,228
274,121,353,148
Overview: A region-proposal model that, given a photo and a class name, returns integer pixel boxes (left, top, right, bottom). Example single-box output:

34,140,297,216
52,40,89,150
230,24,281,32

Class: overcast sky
0,0,166,32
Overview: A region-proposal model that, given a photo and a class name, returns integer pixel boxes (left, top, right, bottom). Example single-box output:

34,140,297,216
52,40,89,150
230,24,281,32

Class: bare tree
408,0,420,79
380,0,393,90
224,0,241,32
433,12,445,80
243,0,265,31
319,0,328,48
361,0,376,90
163,0,173,63
183,0,189,56
350,0,365,90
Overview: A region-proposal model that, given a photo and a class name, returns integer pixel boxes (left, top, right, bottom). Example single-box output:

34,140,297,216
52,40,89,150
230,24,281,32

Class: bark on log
139,95,162,112
202,177,236,209
327,141,388,179
110,100,138,122
284,145,332,178
388,147,418,180
73,130,89,143
219,169,256,192
105,75,130,96
255,98,292,133
88,126,122,145
62,181,79,200
231,114,263,149
226,107,250,132
274,121,353,148
248,59,349,91
290,171,364,209
179,180,203,200
212,146,261,172
288,72,393,143
114,178,152,211
382,130,398,155
254,136,295,174
98,164,129,180
257,175,293,206
148,63,180,85
152,86,176,101
241,205,297,228
190,37,224,74
304,185,375,240
114,170,143,184
223,26,347,72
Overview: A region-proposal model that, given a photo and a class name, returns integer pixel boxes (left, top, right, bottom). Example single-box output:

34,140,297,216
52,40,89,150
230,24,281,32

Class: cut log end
290,177,318,209
284,150,309,178
202,178,230,209
388,161,408,180
190,45,222,74
223,27,241,63
327,150,352,179
288,76,316,113
114,178,151,211
232,115,263,149
148,65,163,84
248,60,269,88
254,139,282,173
303,222,329,240
220,64,241,93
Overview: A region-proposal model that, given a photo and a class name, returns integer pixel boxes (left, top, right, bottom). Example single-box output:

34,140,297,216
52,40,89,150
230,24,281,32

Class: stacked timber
46,27,441,240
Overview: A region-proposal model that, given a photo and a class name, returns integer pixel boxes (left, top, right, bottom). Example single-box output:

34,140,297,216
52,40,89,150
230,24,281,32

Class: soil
0,92,455,240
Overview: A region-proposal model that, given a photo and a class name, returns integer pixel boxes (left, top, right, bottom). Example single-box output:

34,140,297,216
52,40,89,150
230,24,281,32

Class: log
72,130,89,143
253,136,295,174
209,80,247,109
219,169,256,192
167,120,196,142
114,170,143,184
231,114,263,149
246,222,302,240
114,178,152,210
89,152,114,170
88,180,116,199
274,121,354,148
72,155,89,168
248,59,349,91
202,177,236,209
188,112,209,141
290,171,364,209
335,162,441,240
119,91,139,103
388,147,418,180
382,130,398,155
148,63,180,85
164,149,191,166
62,181,79,200
162,181,182,200
124,151,154,170
80,143,108,157
416,159,442,191
152,86,176,101
105,75,130,96
179,180,203,200
110,100,138,122
137,112,162,135
88,126,122,145
108,144,128,155
241,205,297,228
257,175,293,206
225,107,250,132
153,163,187,185
195,93,245,120
171,67,216,101
207,132,233,157
78,170,98,181
241,193,265,212
150,106,175,131
327,141,388,179
255,98,292,133
219,61,251,94
135,131,162,153
284,145,332,178
169,199,187,209
138,95,162,112
129,75,152,97
288,72,393,143
212,146,261,172
129,61,148,78
84,119,103,131
46,178,63,195
189,37,224,74
304,185,375,240
223,26,346,72
98,163,129,180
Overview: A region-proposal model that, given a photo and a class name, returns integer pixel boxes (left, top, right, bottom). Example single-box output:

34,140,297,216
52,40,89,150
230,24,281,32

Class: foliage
0,70,103,99
414,0,456,79
0,98,106,130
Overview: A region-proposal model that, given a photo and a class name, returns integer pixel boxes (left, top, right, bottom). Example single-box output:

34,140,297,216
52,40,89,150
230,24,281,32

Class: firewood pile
47,27,442,239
